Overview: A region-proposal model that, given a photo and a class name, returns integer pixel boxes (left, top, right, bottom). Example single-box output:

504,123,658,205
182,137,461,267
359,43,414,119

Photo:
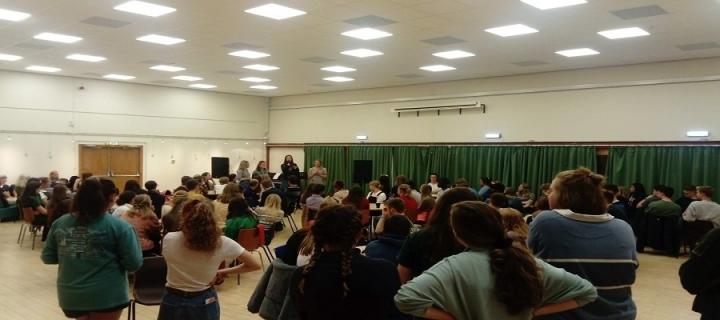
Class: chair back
237,228,261,251
22,207,36,224
133,256,168,302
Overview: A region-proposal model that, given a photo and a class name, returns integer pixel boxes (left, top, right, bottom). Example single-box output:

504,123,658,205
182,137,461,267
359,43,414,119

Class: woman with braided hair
290,205,401,320
395,201,597,320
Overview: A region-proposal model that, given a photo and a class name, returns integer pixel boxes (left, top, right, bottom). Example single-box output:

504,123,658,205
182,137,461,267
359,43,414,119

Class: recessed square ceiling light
341,49,383,58
228,50,270,59
137,34,185,45
419,65,456,72
240,77,271,83
520,0,587,10
26,65,61,73
598,27,650,39
243,64,279,71
485,24,539,37
189,83,216,89
103,74,135,80
250,85,277,90
244,3,306,20
0,53,23,61
150,64,185,72
432,50,475,59
341,28,393,40
113,1,176,17
172,75,203,81
555,48,599,57
66,54,106,62
324,76,354,82
321,66,356,73
34,32,83,43
0,8,31,21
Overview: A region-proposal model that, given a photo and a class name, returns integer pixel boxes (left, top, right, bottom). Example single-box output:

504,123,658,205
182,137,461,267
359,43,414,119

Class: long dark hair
227,197,253,219
48,185,69,211
450,201,543,315
344,186,364,208
299,205,362,298
425,188,478,263
630,182,646,198
124,179,142,193
72,177,118,223
22,179,41,200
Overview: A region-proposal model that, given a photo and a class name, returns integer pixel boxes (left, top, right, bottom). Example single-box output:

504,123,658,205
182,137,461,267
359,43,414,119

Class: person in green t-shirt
224,197,258,240
646,186,682,217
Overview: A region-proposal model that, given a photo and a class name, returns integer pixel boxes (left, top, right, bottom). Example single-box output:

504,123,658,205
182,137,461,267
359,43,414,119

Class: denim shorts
157,288,220,320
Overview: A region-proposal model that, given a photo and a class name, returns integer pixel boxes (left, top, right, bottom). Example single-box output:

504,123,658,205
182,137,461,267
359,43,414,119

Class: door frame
77,142,147,184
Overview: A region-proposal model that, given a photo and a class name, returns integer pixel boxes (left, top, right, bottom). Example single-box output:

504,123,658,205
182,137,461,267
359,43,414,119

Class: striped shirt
529,209,638,320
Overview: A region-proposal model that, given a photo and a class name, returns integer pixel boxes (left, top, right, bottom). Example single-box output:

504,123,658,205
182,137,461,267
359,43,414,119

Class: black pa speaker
353,160,373,184
211,157,230,178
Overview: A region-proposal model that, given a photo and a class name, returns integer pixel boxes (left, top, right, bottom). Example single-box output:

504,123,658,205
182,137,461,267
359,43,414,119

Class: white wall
269,57,720,143
0,70,270,189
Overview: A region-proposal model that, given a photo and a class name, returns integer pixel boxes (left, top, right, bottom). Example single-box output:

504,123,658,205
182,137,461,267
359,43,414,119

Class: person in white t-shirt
428,173,441,196
683,186,720,228
159,200,261,320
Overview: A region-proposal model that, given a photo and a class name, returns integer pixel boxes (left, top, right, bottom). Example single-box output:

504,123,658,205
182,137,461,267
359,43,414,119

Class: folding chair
128,256,167,320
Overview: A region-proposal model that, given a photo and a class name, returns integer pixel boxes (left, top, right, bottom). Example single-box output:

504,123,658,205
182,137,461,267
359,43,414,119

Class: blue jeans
157,288,220,320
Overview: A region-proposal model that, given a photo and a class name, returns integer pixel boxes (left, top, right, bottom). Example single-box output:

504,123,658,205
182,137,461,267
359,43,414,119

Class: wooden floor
0,218,699,320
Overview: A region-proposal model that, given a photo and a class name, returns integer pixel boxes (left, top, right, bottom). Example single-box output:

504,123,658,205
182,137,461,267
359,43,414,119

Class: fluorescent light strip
189,83,216,89
341,28,393,40
34,32,82,43
356,135,368,140
172,75,203,81
321,66,356,73
341,49,383,58
113,1,176,17
686,130,709,137
485,24,538,37
432,50,475,59
555,48,599,57
228,50,270,59
244,3,306,20
136,34,185,45
250,85,277,90
0,8,31,21
598,27,650,39
520,0,587,10
324,76,354,82
0,53,23,61
240,77,271,83
103,74,135,80
26,65,61,73
150,64,185,72
485,133,502,139
243,64,279,71
66,54,106,62
419,65,456,72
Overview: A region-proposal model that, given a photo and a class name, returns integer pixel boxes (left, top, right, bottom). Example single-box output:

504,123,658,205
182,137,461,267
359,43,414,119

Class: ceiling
1,0,719,97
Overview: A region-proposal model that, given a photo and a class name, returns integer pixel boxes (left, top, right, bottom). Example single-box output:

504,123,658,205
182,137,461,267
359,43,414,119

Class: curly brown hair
180,200,221,252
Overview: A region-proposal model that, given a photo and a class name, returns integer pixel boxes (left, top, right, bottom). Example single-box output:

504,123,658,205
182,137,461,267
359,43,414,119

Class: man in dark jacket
366,215,412,264
680,227,720,319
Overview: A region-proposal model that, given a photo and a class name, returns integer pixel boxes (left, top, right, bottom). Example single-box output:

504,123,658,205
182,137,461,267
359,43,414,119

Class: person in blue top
42,177,143,320
366,215,413,264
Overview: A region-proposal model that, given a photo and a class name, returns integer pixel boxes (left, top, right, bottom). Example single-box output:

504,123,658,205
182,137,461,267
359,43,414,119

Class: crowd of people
3,155,720,319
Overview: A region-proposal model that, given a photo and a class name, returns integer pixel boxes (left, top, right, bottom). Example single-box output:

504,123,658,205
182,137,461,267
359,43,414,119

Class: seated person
214,176,229,195
603,190,630,222
120,194,162,256
415,197,435,224
331,180,349,202
375,198,407,235
224,198,259,240
396,184,419,221
145,180,166,218
646,186,681,217
366,215,413,265
244,179,261,208
255,194,285,226
676,185,699,213
679,227,720,319
112,191,136,217
260,178,283,206
20,179,48,225
1,174,17,207
498,207,529,246
303,184,326,225
342,186,370,225
683,186,720,228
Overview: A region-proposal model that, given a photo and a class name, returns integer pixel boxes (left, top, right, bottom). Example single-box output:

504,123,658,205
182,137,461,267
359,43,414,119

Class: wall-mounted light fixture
485,132,502,139
686,130,709,137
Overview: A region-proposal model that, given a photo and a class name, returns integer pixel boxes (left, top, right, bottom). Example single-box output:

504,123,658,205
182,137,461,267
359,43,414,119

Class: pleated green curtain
522,146,598,193
303,146,349,187
607,146,720,199
394,146,450,185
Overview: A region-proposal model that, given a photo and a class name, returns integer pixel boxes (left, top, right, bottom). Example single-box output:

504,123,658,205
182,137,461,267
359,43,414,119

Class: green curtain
394,146,450,186
522,146,598,193
303,146,349,188
347,146,394,192
607,146,720,199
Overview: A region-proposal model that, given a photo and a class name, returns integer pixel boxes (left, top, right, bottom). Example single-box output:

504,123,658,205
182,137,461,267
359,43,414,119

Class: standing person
120,194,162,257
236,160,251,183
280,155,300,190
366,180,387,217
290,205,402,320
252,161,270,181
395,201,597,320
42,177,143,320
159,200,261,320
397,188,478,283
679,227,720,319
427,174,441,197
308,159,328,185
529,167,638,320
684,186,720,227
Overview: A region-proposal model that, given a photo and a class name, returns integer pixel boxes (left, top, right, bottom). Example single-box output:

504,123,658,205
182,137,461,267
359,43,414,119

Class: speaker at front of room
211,157,230,178
353,160,373,184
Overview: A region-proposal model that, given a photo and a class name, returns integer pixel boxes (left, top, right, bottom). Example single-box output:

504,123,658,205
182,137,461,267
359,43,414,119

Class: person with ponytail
42,177,143,320
395,201,597,320
290,205,402,320
159,200,261,320
120,194,162,256
529,167,637,320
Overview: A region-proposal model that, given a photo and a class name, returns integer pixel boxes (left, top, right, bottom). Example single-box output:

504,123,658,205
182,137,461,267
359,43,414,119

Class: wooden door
78,145,144,189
